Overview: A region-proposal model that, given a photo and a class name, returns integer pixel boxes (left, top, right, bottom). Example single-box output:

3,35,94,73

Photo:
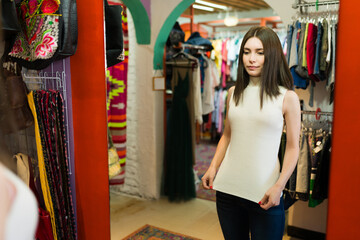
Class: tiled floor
110,191,301,240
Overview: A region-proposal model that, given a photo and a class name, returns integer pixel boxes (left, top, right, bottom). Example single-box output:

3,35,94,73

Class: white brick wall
110,9,142,197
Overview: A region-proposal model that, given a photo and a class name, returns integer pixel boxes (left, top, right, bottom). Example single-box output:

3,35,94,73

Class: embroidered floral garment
9,0,61,61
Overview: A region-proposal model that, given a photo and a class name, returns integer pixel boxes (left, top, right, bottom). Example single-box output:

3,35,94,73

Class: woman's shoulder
283,89,300,110
228,86,235,95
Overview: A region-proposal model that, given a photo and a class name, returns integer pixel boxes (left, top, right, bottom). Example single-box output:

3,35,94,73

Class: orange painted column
70,0,110,239
327,1,360,239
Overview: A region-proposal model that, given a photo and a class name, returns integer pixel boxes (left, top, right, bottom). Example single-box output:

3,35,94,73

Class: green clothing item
164,70,196,202
302,23,309,68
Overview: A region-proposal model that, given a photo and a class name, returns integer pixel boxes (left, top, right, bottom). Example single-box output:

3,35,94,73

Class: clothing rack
302,109,333,121
301,110,333,116
292,0,339,9
181,43,209,50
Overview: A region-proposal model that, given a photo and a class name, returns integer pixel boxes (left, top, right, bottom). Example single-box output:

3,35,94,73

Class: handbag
108,127,121,179
104,0,124,67
8,0,78,70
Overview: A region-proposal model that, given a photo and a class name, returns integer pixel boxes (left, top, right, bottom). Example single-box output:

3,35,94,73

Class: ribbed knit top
213,82,288,203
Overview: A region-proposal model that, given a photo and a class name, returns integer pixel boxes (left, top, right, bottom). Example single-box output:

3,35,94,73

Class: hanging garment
302,23,309,68
320,19,329,74
306,23,318,80
164,71,196,202
295,131,311,201
328,23,337,103
312,134,331,200
52,91,77,239
313,21,323,81
28,91,58,240
295,22,309,79
30,90,77,239
308,131,324,207
286,24,294,64
202,57,215,115
289,21,308,89
221,39,228,88
108,7,128,186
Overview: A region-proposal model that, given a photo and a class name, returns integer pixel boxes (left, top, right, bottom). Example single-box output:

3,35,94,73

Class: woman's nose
249,54,256,62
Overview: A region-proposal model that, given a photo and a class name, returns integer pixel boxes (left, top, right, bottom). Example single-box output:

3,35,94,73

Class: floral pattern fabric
9,0,61,61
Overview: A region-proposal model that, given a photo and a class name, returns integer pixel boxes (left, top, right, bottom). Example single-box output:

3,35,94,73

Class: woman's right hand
201,166,217,190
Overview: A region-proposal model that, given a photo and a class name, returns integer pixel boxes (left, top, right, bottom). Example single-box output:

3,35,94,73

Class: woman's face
242,37,265,78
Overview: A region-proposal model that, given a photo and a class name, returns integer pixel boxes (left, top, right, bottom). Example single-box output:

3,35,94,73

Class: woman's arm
0,165,16,240
202,86,234,189
260,90,301,210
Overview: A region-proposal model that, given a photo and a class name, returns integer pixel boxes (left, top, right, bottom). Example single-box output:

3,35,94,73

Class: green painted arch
122,0,150,44
153,0,195,69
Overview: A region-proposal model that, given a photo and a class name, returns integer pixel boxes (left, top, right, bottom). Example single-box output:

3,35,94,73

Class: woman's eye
258,52,264,55
244,52,250,55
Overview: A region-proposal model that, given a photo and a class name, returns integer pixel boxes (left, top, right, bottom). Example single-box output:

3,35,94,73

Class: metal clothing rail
292,0,339,9
23,59,73,175
302,108,333,120
302,110,333,115
181,43,209,50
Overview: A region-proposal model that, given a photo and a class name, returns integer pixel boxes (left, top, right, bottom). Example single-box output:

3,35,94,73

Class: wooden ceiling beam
227,0,264,10
245,0,270,8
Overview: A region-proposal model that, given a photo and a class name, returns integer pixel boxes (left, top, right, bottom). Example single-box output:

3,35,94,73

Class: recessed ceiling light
195,0,228,10
193,4,215,12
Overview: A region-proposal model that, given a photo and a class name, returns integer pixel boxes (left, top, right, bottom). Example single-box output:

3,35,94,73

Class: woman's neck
249,76,261,86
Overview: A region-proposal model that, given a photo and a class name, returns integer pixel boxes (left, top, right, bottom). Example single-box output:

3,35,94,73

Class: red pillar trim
327,0,360,239
70,0,110,239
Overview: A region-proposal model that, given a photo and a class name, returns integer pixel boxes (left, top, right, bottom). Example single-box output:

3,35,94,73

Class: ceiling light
192,4,214,12
224,12,238,27
195,0,228,10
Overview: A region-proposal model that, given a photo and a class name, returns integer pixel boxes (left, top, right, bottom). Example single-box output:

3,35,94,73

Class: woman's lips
247,66,258,70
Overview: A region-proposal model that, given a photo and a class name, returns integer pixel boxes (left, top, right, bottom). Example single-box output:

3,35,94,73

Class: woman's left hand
258,184,283,210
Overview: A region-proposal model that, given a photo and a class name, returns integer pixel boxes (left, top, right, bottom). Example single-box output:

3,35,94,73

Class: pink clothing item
221,40,228,88
306,23,317,78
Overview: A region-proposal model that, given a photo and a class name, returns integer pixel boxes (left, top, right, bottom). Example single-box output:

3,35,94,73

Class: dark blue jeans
216,191,285,240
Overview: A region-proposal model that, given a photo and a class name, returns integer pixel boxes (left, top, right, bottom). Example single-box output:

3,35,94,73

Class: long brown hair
233,26,293,108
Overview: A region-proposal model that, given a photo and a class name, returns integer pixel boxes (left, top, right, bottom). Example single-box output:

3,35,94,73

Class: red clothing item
306,23,318,81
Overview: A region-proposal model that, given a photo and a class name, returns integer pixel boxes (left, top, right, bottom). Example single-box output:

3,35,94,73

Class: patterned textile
28,91,58,240
107,4,128,185
123,225,201,240
30,90,77,239
9,0,61,61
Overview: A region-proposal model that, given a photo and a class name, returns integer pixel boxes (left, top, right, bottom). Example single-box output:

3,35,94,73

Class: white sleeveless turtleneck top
213,82,288,203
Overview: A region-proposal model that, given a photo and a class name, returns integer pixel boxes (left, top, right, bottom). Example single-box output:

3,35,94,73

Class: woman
202,26,301,240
